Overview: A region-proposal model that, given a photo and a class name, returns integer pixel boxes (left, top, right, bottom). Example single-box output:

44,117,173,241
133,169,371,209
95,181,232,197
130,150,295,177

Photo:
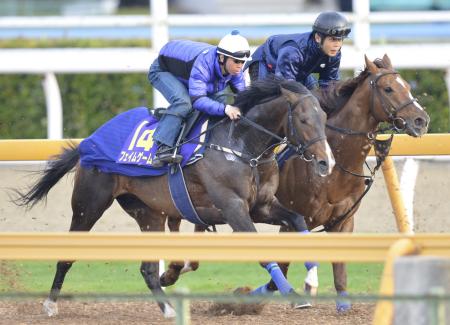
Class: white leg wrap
163,303,176,318
43,298,58,317
304,266,319,296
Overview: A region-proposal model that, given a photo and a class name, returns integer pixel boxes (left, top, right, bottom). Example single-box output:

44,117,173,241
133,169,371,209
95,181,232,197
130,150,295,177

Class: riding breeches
148,59,192,147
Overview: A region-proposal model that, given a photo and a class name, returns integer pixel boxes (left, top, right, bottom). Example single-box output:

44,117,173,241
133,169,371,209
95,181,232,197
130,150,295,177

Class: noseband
369,71,419,131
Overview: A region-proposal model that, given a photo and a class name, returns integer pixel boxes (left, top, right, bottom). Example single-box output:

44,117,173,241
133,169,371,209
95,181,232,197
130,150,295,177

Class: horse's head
364,54,430,137
280,84,335,177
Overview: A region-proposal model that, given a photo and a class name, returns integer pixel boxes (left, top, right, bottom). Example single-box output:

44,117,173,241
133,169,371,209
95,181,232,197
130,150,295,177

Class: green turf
0,260,383,295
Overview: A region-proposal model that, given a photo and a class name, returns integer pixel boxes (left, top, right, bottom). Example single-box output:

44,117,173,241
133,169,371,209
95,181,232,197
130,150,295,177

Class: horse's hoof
290,291,312,309
292,300,312,309
159,272,177,287
43,298,58,317
336,301,352,313
336,291,351,313
163,303,176,318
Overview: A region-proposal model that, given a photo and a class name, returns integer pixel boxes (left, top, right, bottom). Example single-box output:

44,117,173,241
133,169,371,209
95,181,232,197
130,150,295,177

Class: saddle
151,107,203,150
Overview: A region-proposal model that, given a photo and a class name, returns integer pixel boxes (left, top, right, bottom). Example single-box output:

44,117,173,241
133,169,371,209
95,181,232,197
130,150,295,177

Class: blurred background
1,0,449,139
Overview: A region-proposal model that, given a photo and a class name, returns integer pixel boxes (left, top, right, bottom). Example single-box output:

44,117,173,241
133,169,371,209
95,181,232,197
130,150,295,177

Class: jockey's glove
225,105,241,120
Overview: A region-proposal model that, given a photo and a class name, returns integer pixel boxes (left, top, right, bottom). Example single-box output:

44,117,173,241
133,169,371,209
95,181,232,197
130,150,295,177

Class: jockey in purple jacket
246,11,351,90
148,30,251,167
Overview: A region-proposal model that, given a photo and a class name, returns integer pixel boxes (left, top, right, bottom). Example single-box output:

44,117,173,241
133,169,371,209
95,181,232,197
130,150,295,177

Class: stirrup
159,153,183,165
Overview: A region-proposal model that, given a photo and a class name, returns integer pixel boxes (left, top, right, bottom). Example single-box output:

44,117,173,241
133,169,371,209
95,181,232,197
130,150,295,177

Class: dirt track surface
2,160,450,233
0,300,375,325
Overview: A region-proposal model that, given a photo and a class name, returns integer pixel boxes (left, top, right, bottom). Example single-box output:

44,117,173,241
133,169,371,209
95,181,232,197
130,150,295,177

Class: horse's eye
300,118,307,124
384,87,393,93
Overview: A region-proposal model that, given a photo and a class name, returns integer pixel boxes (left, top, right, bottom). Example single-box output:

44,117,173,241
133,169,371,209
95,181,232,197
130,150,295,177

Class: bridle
325,70,419,139
236,93,327,165
369,71,419,131
176,92,327,168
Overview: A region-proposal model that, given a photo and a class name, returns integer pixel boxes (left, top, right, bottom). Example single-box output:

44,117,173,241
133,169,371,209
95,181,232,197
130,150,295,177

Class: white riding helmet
217,30,252,61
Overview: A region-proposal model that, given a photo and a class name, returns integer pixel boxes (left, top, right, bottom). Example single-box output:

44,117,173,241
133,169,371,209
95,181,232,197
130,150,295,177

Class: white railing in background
1,0,450,138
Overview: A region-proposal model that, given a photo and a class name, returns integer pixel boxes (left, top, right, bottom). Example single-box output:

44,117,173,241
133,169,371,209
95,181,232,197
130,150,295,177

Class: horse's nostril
415,117,427,128
318,160,328,173
318,160,328,168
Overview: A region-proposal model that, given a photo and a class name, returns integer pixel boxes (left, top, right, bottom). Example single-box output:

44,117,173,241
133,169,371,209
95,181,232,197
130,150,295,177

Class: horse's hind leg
44,168,115,317
117,194,202,287
160,218,202,287
115,194,175,318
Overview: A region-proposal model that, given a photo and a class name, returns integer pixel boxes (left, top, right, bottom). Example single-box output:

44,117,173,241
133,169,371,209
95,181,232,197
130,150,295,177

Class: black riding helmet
312,11,351,38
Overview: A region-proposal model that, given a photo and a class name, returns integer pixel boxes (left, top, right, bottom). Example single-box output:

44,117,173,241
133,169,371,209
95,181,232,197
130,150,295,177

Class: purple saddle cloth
79,107,207,176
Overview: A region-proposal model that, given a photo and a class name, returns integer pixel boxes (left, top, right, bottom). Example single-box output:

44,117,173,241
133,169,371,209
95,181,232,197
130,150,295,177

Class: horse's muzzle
404,116,429,137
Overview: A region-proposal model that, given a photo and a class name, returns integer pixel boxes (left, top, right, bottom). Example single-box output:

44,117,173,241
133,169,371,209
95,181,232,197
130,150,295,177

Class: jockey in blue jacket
148,30,251,167
246,11,351,89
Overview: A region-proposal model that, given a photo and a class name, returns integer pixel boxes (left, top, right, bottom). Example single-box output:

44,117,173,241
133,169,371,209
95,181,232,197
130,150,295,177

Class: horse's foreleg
43,261,73,316
124,201,175,318
140,261,175,318
246,200,308,304
331,213,355,313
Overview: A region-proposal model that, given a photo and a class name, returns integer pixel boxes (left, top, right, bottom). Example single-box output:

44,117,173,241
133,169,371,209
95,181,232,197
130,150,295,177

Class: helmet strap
314,32,325,49
218,55,230,75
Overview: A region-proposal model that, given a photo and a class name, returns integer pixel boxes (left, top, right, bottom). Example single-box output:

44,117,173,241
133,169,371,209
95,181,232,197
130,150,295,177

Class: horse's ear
382,54,393,69
280,87,298,104
364,54,378,74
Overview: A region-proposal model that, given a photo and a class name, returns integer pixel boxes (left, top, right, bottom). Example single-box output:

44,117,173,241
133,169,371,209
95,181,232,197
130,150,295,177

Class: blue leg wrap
336,290,351,312
265,262,293,295
301,230,319,270
250,283,274,296
304,261,319,271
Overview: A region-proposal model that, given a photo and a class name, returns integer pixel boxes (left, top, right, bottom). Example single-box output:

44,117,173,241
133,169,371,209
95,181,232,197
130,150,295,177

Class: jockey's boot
152,143,183,167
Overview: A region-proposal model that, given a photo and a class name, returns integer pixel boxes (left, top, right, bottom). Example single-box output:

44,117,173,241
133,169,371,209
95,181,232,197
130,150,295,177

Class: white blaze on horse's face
325,142,335,176
395,76,407,89
395,76,425,111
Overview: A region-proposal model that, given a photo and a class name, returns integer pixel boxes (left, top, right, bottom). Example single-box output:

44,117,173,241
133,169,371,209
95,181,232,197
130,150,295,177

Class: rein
316,135,394,232
174,94,326,168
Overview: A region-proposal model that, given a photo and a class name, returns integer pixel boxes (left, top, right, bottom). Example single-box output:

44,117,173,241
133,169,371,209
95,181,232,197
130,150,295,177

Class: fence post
399,157,419,231
175,289,191,325
373,238,419,325
445,68,450,132
42,72,63,139
393,257,450,325
382,157,413,233
352,0,370,57
150,0,169,109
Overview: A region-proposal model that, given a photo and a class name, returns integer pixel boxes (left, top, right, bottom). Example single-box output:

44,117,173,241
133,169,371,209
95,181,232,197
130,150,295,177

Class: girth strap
168,163,209,226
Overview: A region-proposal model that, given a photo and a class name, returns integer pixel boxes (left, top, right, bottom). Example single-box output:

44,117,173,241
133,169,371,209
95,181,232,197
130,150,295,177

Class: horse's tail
12,144,80,209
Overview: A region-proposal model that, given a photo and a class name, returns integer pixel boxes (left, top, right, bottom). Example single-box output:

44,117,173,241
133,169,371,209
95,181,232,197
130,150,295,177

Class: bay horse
268,54,430,311
158,54,430,312
13,77,335,318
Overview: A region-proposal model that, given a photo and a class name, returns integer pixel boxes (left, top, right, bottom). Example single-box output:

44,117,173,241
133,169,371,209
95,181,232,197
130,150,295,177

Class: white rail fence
1,0,450,138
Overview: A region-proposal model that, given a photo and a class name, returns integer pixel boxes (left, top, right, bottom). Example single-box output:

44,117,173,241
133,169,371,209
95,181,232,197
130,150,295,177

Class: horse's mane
234,76,310,114
316,58,389,116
